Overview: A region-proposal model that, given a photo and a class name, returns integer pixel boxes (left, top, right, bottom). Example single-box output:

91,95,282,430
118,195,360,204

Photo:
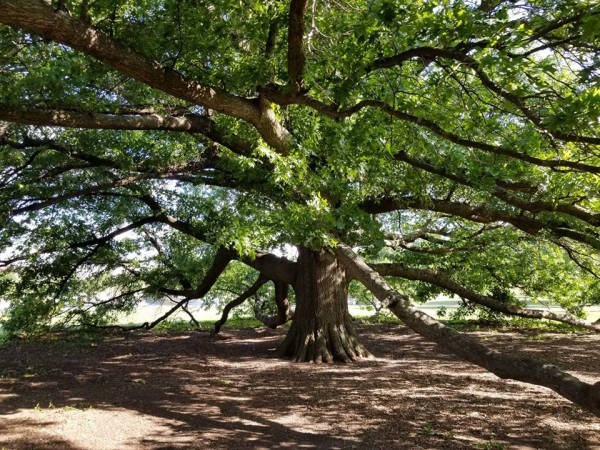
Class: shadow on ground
0,324,599,450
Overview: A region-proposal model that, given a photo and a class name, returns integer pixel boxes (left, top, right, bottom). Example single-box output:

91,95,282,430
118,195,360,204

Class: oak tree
1,0,600,415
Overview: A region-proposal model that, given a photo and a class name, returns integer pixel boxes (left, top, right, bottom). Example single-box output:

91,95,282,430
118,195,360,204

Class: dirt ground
0,324,599,450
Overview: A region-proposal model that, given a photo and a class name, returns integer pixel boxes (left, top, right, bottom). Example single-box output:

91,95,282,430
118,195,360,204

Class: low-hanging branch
159,247,235,299
383,228,475,254
129,247,235,331
335,242,600,417
213,274,269,334
253,281,294,329
369,262,600,332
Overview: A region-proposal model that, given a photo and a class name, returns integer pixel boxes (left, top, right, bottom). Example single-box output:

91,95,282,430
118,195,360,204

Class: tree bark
0,107,254,157
276,247,371,363
336,243,600,417
254,281,293,328
0,0,290,154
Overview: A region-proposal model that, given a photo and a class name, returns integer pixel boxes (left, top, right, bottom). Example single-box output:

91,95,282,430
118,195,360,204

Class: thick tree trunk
276,247,371,363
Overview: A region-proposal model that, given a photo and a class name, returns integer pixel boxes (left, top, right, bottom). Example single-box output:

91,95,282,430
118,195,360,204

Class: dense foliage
2,0,600,331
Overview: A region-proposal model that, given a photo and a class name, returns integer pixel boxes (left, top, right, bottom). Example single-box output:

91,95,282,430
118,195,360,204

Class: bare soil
0,324,599,450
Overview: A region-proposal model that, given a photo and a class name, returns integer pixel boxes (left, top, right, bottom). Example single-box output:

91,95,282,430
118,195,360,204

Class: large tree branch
0,106,255,156
190,247,235,297
259,86,600,173
136,193,298,285
370,263,600,332
287,0,308,94
241,252,297,287
527,10,592,43
393,150,600,227
8,156,247,216
1,135,271,202
213,274,269,333
335,243,600,417
253,280,293,328
360,196,600,249
141,247,234,330
0,0,290,154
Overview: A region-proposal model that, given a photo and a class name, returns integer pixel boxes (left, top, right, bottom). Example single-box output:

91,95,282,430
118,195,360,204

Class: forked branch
213,274,269,334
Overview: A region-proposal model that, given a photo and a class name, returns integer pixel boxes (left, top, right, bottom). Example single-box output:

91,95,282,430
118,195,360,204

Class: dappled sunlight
0,324,599,449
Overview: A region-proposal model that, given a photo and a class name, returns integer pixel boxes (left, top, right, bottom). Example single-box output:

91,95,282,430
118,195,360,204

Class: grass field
116,298,600,328
1,298,598,333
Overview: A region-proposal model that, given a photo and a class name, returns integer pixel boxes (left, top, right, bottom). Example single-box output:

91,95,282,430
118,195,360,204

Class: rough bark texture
0,107,254,156
276,248,371,363
336,243,600,417
287,0,308,93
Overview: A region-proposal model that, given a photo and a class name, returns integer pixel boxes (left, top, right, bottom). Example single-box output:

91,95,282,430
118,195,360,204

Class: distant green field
117,300,600,327
115,303,374,325
1,299,598,332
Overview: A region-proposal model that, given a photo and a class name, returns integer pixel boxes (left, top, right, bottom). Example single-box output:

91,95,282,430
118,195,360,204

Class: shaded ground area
0,324,599,450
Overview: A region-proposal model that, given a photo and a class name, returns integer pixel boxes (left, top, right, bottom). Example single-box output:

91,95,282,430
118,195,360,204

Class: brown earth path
0,324,599,450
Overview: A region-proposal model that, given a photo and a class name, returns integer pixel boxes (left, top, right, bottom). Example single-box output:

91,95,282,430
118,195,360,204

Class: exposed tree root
277,315,371,363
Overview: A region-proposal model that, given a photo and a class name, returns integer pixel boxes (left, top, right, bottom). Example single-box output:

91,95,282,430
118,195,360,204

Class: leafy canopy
1,0,600,330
